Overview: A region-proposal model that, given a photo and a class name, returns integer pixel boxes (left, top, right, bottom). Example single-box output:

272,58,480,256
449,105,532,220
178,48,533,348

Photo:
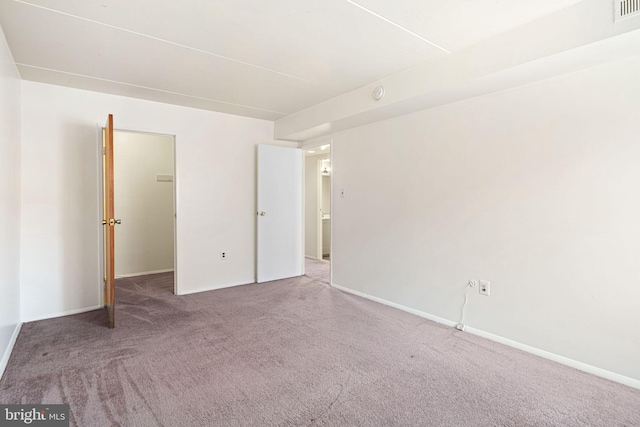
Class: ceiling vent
615,0,640,21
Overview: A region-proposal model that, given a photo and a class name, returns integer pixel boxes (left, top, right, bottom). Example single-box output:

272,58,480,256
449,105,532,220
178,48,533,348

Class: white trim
331,282,457,328
96,123,105,307
115,268,174,279
23,305,102,323
316,158,324,260
300,148,306,276
330,282,640,390
301,149,306,275
0,323,22,380
329,141,333,285
175,280,254,296
172,136,179,296
464,326,640,390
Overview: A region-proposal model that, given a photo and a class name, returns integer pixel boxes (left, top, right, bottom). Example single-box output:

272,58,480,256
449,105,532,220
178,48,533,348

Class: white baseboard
331,282,458,327
464,326,640,390
0,322,22,380
115,268,174,278
24,305,103,323
330,281,640,390
176,280,253,296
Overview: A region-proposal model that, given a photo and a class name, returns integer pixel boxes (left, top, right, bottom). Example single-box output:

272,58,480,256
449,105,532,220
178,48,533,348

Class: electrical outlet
479,280,490,296
220,251,228,260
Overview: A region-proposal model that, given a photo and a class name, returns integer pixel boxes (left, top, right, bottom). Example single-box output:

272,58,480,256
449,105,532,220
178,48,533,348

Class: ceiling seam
13,0,314,84
16,63,290,116
346,0,451,53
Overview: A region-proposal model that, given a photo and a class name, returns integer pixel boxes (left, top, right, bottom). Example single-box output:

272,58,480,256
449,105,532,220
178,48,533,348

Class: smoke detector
372,86,385,101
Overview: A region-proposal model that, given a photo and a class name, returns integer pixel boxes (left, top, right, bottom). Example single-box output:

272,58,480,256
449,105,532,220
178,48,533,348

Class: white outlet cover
479,280,490,296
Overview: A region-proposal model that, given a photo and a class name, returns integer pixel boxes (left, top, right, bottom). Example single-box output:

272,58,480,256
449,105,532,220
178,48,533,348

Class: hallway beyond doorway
304,257,329,284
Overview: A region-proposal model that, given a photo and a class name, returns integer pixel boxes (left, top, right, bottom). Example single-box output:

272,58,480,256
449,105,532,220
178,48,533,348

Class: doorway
304,143,331,283
113,130,177,293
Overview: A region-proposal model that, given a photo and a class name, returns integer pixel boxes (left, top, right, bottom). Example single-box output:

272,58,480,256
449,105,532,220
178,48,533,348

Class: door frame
302,139,333,283
316,158,323,260
97,124,180,298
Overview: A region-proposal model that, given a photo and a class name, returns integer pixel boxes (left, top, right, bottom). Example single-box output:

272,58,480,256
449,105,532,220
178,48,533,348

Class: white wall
322,175,331,215
331,55,640,383
20,81,294,321
304,153,329,258
0,25,21,373
114,131,174,277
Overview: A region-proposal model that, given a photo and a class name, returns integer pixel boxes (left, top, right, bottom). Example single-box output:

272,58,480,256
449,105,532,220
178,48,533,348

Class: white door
257,144,303,283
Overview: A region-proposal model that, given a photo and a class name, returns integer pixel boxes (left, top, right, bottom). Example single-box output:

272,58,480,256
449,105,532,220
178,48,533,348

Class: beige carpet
1,269,639,426
304,256,330,284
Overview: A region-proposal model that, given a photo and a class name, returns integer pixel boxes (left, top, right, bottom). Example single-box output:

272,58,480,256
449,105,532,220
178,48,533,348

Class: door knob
258,211,266,216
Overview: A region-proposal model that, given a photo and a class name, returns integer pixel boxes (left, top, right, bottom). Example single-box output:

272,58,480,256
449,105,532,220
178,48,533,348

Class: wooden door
256,144,303,283
102,114,116,328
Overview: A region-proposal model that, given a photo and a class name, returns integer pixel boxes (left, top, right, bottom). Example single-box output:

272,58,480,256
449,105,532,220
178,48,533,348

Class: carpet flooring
304,257,330,284
1,265,639,426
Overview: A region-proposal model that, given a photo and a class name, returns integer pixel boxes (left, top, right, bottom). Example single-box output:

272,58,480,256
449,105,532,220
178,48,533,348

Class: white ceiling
304,145,331,157
0,0,584,121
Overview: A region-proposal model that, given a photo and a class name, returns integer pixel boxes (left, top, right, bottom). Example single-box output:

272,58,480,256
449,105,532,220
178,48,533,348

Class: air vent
615,0,640,21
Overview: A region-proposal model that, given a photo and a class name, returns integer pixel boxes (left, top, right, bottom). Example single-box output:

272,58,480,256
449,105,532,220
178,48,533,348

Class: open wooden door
102,114,119,328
